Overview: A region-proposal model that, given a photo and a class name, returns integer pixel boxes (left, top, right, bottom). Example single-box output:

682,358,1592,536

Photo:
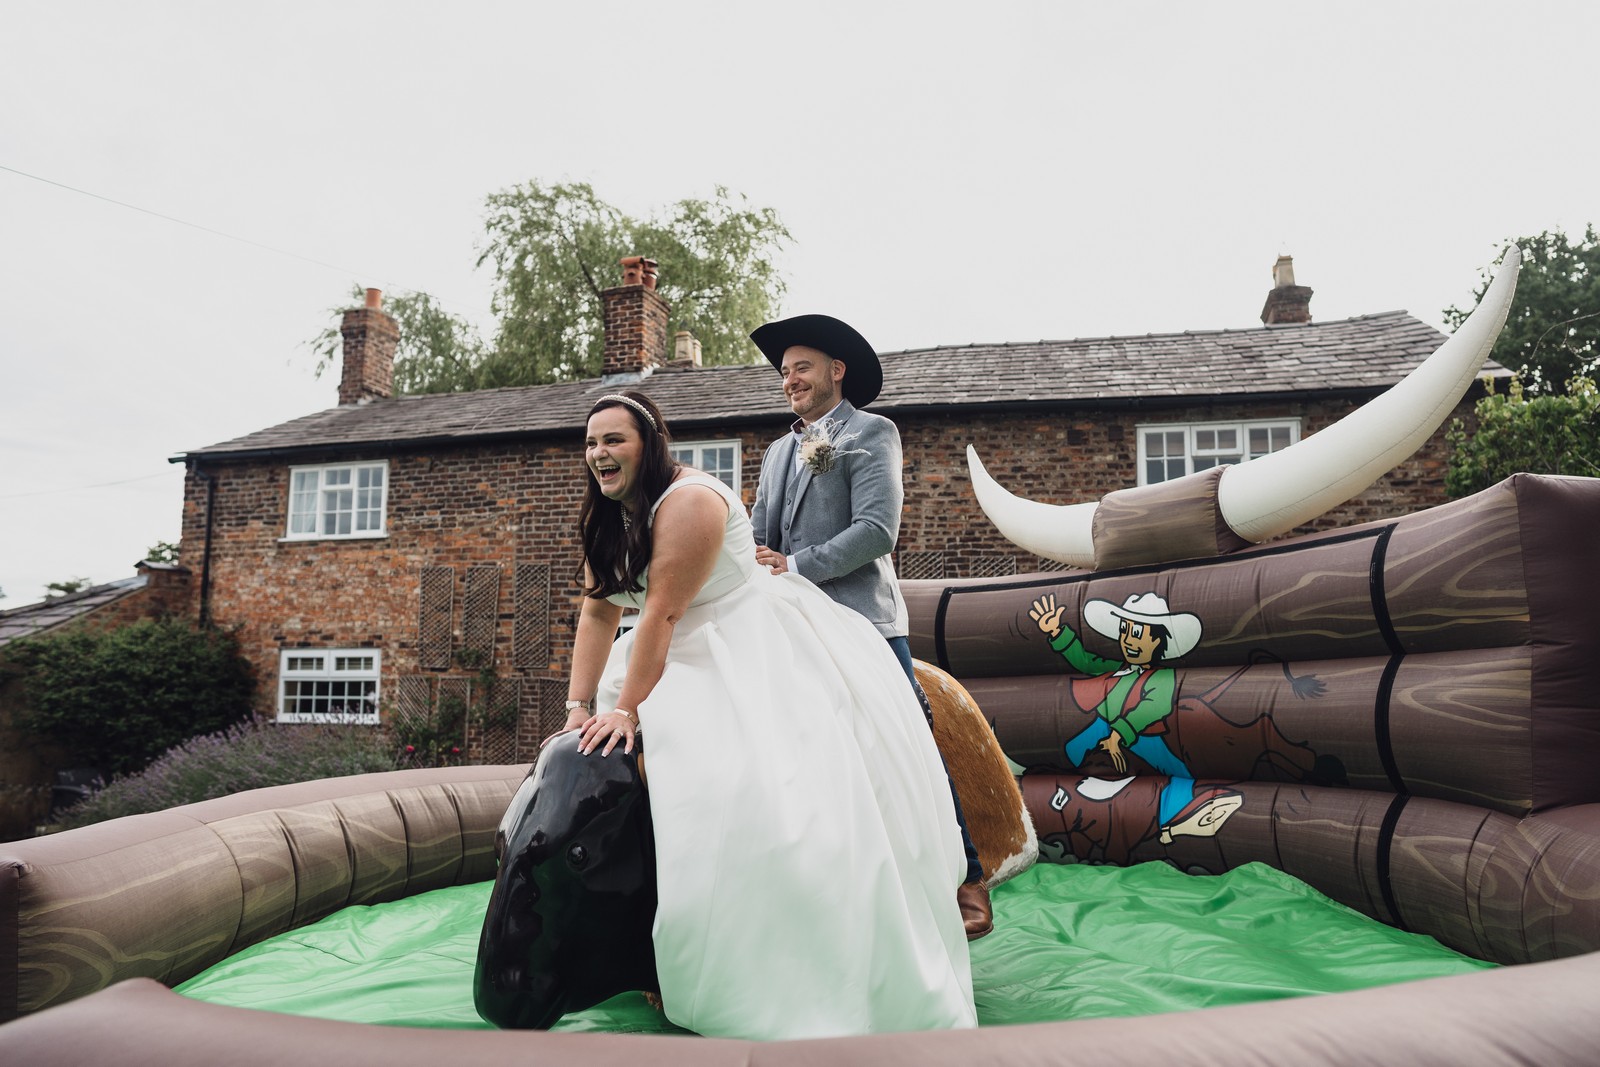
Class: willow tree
313,182,790,392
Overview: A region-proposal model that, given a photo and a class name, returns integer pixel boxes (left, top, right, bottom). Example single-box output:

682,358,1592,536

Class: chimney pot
364,287,382,310
618,256,660,290
1271,256,1296,289
1261,255,1314,326
674,330,703,367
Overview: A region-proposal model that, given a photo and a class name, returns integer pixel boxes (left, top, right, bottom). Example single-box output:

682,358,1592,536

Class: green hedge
6,617,254,777
1447,375,1600,498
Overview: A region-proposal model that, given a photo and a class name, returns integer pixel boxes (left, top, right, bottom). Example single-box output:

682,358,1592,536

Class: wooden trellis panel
392,675,433,737
468,676,523,765
965,555,1019,579
418,566,455,670
897,551,947,581
437,677,472,752
391,676,433,768
519,677,568,754
462,565,501,668
512,563,550,669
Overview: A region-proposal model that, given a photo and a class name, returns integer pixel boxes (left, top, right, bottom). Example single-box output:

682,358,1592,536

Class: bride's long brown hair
578,391,681,598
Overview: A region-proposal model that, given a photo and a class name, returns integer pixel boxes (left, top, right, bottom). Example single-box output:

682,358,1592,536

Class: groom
748,313,993,940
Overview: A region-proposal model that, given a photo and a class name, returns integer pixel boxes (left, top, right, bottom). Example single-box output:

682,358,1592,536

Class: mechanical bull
474,665,1036,1029
472,730,658,1029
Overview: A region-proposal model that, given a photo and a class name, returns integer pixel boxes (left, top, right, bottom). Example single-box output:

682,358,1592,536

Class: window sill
278,532,389,543
275,713,381,726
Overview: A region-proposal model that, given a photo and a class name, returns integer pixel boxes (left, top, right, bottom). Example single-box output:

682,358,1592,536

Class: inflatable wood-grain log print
904,474,1600,965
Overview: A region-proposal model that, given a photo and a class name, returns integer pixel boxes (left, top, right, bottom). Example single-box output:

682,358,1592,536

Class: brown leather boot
956,881,993,940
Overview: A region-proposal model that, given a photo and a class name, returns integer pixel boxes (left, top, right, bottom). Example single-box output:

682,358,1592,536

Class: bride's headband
593,393,659,433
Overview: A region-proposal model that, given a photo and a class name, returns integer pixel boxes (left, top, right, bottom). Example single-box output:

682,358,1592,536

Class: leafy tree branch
309,181,788,391
1445,225,1600,395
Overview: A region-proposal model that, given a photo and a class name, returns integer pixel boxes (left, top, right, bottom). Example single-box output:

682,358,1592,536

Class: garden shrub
6,617,254,777
1445,374,1600,498
53,716,398,829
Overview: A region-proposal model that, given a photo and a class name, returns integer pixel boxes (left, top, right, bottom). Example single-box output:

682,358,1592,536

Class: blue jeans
1065,717,1195,826
886,636,984,885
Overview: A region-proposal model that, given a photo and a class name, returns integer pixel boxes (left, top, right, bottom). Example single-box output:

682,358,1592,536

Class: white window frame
1135,418,1300,486
277,648,382,724
283,460,389,541
670,439,741,493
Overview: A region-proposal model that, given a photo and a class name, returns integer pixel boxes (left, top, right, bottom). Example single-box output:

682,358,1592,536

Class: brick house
0,564,193,838
168,256,1495,762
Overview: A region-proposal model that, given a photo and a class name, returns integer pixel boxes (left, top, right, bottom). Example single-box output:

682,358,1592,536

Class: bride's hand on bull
580,709,638,756
539,703,594,749
1029,594,1065,638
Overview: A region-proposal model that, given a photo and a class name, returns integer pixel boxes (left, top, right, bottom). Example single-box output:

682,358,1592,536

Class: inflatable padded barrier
0,737,1599,1062
0,765,516,1021
2,475,1600,1064
172,862,1491,1028
906,474,1600,965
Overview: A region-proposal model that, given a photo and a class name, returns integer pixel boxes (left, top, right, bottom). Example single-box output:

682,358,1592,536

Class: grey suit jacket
750,400,910,638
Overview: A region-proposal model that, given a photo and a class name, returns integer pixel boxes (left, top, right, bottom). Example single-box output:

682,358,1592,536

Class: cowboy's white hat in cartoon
1082,592,1203,661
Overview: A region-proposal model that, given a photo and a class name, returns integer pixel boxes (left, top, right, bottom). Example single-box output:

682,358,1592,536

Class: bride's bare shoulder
655,472,728,518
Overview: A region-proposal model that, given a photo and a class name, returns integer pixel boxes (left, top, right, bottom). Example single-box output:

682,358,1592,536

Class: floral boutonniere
798,417,870,476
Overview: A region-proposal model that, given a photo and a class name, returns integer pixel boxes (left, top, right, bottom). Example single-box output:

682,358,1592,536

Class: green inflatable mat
176,861,1493,1033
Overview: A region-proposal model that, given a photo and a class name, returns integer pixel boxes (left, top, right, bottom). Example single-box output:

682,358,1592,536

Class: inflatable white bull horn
969,246,1521,568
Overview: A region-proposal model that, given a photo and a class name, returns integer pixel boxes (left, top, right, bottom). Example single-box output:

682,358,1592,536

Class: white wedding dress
595,473,976,1040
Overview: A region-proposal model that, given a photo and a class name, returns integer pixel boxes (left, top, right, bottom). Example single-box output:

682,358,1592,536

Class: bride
560,389,976,1040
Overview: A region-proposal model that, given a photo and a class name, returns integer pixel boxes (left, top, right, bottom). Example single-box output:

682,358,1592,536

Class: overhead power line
1,162,388,279
0,162,490,318
0,472,173,501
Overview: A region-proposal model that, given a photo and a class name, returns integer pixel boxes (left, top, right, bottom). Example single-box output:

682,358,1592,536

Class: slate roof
177,310,1491,462
0,576,145,649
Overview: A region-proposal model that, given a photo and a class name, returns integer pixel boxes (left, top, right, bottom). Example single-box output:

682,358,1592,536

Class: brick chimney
601,256,670,380
1260,255,1313,325
339,288,398,404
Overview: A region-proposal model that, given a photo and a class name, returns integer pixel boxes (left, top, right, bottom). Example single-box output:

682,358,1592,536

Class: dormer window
284,461,389,540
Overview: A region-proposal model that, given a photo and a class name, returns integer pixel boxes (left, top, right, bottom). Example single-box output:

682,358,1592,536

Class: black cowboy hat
749,314,883,407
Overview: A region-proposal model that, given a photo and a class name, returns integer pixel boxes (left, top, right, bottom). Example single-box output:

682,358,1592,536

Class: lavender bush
51,716,398,830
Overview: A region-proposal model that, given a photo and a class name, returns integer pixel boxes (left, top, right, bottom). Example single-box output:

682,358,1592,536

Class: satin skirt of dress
595,568,976,1040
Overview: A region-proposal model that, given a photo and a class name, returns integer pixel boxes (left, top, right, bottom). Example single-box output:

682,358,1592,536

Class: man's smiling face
780,344,844,424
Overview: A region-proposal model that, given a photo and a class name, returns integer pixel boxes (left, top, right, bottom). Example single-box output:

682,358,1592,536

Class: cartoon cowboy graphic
1030,591,1240,844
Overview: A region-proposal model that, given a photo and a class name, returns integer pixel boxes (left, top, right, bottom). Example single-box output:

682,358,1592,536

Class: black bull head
473,730,658,1029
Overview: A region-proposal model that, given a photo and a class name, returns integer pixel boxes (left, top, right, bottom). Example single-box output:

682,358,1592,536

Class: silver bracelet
611,708,640,727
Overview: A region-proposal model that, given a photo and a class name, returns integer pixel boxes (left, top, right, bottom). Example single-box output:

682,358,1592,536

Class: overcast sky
2,1,1594,608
